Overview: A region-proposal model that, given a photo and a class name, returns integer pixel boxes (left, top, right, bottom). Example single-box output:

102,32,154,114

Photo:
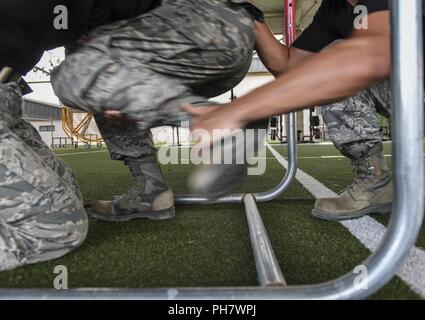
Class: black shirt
0,0,96,74
293,0,392,52
292,0,425,97
0,0,160,75
109,0,160,22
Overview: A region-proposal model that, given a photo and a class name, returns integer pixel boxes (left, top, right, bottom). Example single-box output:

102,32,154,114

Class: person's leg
50,1,257,201
312,80,392,221
90,115,175,221
12,119,83,202
0,83,88,271
50,0,255,129
108,0,255,99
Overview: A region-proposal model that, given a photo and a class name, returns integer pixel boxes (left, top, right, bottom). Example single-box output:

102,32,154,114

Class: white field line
299,155,393,159
266,143,425,298
56,150,394,161
279,154,425,160
57,150,109,157
269,141,394,147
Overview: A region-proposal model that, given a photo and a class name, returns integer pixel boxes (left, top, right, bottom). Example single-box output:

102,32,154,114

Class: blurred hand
182,103,247,146
104,110,135,124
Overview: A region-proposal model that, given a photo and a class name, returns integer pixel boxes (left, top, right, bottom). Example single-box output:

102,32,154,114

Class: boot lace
338,158,374,195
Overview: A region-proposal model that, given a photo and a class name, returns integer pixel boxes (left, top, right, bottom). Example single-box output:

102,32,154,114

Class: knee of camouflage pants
51,0,255,130
94,114,157,161
322,79,391,160
0,83,88,271
0,163,88,272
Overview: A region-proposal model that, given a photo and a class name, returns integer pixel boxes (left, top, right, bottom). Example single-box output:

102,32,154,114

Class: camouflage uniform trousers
53,0,257,165
322,79,393,160
51,0,256,131
0,83,88,272
94,115,156,162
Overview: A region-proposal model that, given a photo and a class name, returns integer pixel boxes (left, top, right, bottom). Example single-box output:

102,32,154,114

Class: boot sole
90,206,176,222
311,203,393,221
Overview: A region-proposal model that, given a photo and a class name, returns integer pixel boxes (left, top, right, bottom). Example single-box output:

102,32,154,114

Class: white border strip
266,143,425,298
57,150,108,157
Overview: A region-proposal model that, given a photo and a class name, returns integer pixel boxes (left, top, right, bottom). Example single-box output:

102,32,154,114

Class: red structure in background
284,0,297,45
278,0,297,142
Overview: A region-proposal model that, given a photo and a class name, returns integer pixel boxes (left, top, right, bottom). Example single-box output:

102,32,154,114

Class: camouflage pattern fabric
322,79,392,160
51,0,256,130
0,83,88,272
94,114,156,160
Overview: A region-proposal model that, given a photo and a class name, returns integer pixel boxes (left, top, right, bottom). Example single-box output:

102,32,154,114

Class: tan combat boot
91,156,175,222
311,149,393,221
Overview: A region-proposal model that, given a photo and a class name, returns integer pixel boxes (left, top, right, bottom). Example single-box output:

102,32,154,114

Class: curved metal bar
178,0,425,299
169,0,424,301
253,0,299,203
244,194,286,287
174,193,244,205
176,0,299,206
254,112,298,202
1,0,422,301
175,112,298,205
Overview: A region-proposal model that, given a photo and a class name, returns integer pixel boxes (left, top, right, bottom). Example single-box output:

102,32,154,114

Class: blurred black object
0,0,161,75
0,66,33,95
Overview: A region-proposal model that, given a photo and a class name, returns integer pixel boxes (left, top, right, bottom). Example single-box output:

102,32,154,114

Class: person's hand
182,103,247,146
104,110,135,124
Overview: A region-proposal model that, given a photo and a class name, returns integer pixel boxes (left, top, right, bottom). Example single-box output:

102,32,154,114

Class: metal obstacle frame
0,0,424,300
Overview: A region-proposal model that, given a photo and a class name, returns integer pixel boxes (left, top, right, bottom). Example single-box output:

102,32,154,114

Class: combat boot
91,155,175,221
311,147,393,221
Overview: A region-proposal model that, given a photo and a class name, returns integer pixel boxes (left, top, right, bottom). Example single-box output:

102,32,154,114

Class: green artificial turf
0,143,422,300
